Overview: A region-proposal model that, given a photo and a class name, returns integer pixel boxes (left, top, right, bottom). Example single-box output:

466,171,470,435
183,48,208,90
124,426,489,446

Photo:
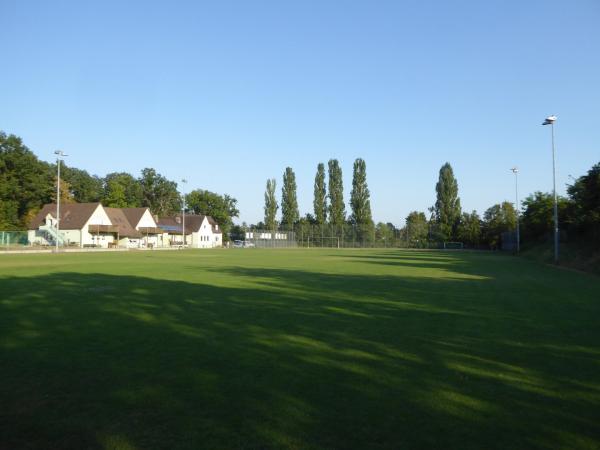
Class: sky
1,0,599,225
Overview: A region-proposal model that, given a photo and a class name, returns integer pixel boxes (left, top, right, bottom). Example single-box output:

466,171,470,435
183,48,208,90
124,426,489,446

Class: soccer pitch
1,249,599,450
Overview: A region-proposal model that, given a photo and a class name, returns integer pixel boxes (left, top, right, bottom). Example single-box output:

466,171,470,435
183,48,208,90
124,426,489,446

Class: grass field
1,249,599,450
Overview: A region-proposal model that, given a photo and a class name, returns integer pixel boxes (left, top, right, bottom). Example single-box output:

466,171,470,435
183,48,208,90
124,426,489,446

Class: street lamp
510,167,520,253
542,115,558,263
181,179,187,247
54,150,68,252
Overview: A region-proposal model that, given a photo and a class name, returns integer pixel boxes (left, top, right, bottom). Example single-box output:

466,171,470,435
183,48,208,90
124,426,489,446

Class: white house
121,208,165,248
28,203,117,248
158,214,223,248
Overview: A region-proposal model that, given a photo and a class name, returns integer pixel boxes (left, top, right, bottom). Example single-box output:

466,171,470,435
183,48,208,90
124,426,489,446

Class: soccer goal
307,236,340,248
443,241,464,250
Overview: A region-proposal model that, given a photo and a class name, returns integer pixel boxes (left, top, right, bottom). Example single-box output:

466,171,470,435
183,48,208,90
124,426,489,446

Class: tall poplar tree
434,162,461,240
313,163,327,224
281,167,299,229
350,158,374,241
327,159,345,226
264,178,278,230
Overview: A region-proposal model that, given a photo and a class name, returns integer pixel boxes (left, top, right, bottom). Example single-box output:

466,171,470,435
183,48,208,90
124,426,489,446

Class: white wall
81,205,114,248
188,217,223,248
136,209,157,228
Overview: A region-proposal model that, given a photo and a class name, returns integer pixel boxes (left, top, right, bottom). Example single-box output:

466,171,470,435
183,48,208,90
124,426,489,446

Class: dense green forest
0,131,239,239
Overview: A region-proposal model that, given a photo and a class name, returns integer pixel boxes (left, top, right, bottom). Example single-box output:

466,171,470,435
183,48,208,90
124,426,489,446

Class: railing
39,225,66,245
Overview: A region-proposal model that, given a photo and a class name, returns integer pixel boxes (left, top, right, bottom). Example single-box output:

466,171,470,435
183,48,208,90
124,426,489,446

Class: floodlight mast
54,150,68,252
542,115,558,263
511,167,520,253
181,179,187,247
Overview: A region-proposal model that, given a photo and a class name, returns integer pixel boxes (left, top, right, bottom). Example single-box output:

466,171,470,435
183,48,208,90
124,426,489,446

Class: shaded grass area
1,249,599,449
521,240,600,275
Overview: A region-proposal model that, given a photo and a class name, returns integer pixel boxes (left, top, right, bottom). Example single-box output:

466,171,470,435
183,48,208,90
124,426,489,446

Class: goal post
443,241,464,250
307,236,340,248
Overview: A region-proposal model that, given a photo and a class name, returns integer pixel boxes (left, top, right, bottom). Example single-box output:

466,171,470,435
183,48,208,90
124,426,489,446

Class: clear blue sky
2,0,599,225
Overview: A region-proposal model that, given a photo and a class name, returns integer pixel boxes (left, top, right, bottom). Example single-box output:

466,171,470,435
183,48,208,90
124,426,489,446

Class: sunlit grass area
1,249,599,449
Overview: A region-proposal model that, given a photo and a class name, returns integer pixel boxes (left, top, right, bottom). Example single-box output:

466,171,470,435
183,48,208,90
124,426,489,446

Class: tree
264,178,278,231
52,178,75,204
375,222,395,246
482,202,517,249
456,211,482,247
313,163,327,224
350,158,374,242
0,132,53,228
281,167,299,230
521,192,570,242
62,167,103,203
434,162,461,241
327,159,345,226
103,177,129,208
187,189,239,242
138,168,180,216
103,172,143,208
405,211,429,247
567,162,600,233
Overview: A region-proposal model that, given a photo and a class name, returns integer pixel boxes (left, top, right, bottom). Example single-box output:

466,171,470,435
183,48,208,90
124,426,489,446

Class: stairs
39,225,66,246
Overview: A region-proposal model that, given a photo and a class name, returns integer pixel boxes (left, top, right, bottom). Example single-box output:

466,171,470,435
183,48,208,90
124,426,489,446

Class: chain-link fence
243,224,446,249
0,231,30,250
244,230,298,248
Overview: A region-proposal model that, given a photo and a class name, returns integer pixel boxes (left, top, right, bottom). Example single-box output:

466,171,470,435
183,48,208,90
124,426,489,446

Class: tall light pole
54,150,68,252
542,115,558,263
510,167,520,253
181,179,187,247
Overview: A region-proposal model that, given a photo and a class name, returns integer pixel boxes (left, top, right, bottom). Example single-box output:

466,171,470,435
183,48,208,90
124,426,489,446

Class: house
121,208,165,248
28,202,223,249
28,203,117,248
103,208,143,248
158,214,223,248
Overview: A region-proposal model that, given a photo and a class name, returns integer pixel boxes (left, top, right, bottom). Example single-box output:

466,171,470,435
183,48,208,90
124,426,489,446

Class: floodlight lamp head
542,115,557,125
54,150,68,157
511,167,519,174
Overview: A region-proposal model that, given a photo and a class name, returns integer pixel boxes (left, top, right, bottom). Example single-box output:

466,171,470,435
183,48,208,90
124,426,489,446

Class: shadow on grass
1,265,599,450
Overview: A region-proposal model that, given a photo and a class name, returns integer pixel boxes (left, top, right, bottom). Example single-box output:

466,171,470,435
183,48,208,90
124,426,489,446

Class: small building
158,214,222,248
28,203,117,248
121,208,165,248
104,207,143,248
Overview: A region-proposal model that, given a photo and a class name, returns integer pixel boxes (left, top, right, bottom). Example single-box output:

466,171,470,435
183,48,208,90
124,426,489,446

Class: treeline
381,161,599,254
240,158,599,256
252,158,375,242
0,131,239,238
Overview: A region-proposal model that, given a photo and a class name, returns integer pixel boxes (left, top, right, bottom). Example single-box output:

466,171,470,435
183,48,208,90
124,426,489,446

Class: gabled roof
104,208,142,238
121,208,150,228
28,203,101,230
157,214,222,234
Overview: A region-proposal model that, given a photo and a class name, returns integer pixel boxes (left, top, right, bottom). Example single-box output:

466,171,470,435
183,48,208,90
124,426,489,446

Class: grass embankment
1,249,599,449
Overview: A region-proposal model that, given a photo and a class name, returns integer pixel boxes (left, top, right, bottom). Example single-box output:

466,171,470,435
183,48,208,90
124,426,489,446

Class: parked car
243,241,255,248
232,240,244,248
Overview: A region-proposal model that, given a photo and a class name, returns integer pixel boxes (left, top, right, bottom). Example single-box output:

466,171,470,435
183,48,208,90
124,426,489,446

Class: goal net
307,236,340,248
443,242,464,250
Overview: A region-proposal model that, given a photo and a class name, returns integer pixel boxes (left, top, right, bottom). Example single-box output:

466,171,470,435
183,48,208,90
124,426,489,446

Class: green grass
1,249,599,450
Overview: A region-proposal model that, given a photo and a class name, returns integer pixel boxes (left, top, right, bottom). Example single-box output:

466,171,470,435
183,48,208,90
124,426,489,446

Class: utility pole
181,179,187,247
511,167,520,253
54,150,68,252
542,115,558,263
